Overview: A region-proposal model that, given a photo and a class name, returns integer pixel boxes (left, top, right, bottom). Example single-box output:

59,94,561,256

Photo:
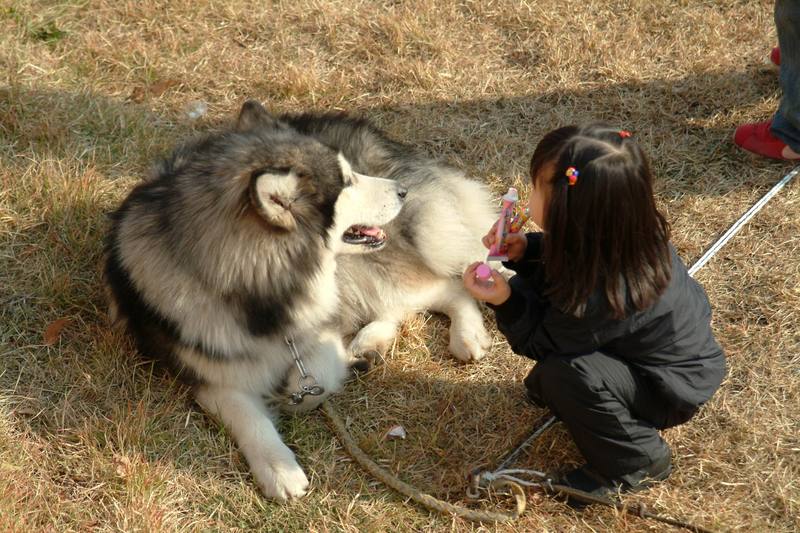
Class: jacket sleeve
501,233,544,277
490,279,629,360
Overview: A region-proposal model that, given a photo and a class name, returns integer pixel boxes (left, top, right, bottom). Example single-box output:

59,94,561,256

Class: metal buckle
285,336,325,405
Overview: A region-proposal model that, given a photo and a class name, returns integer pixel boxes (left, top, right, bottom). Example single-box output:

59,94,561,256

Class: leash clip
466,468,489,499
285,335,325,406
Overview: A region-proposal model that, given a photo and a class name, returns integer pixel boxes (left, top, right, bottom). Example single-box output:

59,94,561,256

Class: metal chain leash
285,335,325,406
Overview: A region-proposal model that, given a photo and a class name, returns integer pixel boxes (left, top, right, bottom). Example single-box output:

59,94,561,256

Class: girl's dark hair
530,123,671,319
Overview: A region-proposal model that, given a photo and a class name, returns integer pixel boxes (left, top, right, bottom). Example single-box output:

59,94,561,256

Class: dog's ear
249,169,298,231
237,100,279,131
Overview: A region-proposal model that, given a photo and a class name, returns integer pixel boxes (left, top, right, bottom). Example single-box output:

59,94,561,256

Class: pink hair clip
566,166,579,186
619,130,632,138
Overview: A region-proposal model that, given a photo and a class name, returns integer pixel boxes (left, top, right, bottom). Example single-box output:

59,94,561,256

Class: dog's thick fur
104,101,496,500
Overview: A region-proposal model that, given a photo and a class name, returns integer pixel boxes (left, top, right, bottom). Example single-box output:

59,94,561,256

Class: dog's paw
478,324,492,350
349,354,373,375
252,456,309,501
347,320,398,360
448,324,491,362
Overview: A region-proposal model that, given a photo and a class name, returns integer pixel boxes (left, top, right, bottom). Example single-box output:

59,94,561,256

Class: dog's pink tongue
361,226,381,236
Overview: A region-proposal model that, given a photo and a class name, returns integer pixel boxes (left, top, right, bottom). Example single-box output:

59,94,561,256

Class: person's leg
771,0,800,154
525,352,679,482
734,1,800,159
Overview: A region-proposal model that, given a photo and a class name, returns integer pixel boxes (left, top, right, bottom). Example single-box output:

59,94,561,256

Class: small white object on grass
185,100,208,120
384,425,407,440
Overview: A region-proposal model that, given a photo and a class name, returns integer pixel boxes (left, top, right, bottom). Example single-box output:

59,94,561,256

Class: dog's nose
397,187,408,199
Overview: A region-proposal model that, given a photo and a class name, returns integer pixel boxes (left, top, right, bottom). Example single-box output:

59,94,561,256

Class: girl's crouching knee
523,356,589,409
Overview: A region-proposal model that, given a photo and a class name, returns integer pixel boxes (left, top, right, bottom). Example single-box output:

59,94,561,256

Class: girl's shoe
734,120,800,160
554,454,672,509
771,46,781,66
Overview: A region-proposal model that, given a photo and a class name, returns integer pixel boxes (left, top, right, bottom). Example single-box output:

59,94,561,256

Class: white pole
688,166,800,277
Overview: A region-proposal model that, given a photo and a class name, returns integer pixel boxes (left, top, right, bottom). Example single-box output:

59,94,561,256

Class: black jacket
490,233,726,411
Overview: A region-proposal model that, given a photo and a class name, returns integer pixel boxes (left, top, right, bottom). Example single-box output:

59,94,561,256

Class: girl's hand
481,222,528,262
462,262,512,306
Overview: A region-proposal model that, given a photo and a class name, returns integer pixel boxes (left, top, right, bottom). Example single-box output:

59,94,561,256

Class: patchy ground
1,1,798,531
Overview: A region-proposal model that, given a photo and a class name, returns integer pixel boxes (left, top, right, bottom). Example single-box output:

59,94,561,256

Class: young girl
463,124,726,503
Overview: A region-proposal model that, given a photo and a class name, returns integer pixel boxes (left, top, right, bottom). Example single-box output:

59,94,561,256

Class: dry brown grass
1,0,798,531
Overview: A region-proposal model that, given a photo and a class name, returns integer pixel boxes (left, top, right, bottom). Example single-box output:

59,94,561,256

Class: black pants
525,351,697,480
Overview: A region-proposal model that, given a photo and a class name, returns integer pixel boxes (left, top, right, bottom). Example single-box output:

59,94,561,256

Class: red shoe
734,120,800,160
771,47,781,66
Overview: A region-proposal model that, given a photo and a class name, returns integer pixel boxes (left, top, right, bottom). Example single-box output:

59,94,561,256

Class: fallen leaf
43,317,71,345
129,79,179,103
13,405,39,416
129,86,146,103
149,79,179,97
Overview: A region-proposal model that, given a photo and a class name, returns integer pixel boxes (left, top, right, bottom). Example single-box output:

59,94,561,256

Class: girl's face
528,161,553,230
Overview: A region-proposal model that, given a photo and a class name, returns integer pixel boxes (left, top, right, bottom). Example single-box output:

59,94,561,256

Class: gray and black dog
104,101,496,500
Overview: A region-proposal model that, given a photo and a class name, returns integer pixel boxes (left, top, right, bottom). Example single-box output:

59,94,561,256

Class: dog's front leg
281,330,352,413
347,319,399,361
195,385,309,500
431,279,492,362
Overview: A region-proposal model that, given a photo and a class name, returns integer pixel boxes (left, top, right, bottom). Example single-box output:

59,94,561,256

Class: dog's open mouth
342,225,387,248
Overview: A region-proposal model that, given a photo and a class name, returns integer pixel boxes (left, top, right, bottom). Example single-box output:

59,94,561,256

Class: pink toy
487,187,530,261
475,263,494,288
